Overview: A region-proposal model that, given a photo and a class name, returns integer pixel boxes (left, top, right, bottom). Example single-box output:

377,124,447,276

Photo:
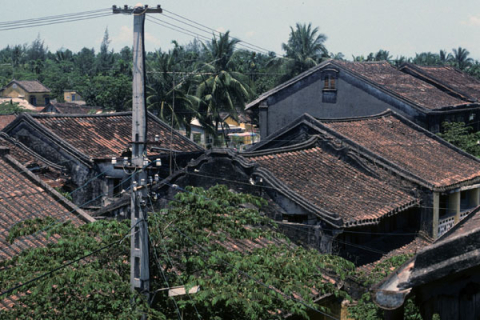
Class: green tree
96,28,115,75
274,23,328,82
1,186,356,319
195,32,252,146
451,46,473,70
438,121,480,157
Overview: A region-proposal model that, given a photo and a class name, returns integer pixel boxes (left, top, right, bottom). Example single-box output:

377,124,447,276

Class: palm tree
439,50,452,64
146,45,197,132
452,47,473,70
272,23,328,82
195,31,252,146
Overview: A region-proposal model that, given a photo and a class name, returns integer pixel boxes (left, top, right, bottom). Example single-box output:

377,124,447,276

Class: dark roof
44,102,102,114
7,112,203,160
400,63,480,102
406,206,480,288
0,149,94,263
321,111,480,189
373,205,480,310
242,138,417,227
333,60,467,110
246,60,472,111
0,114,17,130
0,132,63,171
11,80,51,93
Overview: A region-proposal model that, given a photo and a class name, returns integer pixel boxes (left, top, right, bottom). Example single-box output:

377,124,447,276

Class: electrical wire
0,10,113,32
145,185,341,319
162,9,280,56
147,195,203,319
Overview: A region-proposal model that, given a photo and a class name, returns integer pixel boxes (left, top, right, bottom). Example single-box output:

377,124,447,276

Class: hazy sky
1,0,480,60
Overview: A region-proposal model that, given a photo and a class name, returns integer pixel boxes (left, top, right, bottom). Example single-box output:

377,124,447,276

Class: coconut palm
195,31,252,146
146,46,198,132
273,23,328,81
452,47,473,70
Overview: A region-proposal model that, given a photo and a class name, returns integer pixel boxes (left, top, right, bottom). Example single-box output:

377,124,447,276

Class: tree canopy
1,185,355,319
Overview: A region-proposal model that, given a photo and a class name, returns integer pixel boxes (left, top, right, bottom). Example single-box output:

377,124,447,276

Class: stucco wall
261,70,425,137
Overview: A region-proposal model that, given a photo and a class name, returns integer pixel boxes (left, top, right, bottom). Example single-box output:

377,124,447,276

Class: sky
1,0,480,61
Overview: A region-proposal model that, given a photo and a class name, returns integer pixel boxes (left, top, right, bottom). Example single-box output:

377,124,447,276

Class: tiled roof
0,152,93,263
333,60,467,110
0,114,16,130
321,112,480,189
246,60,471,111
0,133,63,171
400,63,480,102
30,112,203,159
243,143,417,227
13,80,50,93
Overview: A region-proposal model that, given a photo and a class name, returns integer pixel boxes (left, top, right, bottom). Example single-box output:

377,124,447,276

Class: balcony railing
438,210,472,238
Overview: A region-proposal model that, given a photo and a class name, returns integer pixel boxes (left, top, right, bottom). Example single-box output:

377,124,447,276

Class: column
432,192,440,239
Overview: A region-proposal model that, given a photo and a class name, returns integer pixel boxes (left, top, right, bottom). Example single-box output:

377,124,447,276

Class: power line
0,9,112,32
0,232,125,298
162,9,279,56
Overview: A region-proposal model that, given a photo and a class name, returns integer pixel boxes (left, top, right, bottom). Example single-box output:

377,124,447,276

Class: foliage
438,121,480,157
272,23,328,82
195,32,253,146
0,101,34,114
1,219,162,319
348,254,418,320
148,185,355,319
1,185,356,319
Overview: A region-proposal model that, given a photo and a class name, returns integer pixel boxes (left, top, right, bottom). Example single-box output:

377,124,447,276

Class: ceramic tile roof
0,154,92,263
401,64,480,102
0,114,16,130
244,146,416,226
322,113,480,188
14,80,50,93
333,60,467,110
31,112,203,159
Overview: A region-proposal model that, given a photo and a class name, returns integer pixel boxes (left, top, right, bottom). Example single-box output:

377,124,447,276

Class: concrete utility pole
113,3,162,302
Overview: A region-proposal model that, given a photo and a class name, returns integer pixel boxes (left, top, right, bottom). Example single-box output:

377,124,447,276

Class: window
44,97,50,105
30,96,37,106
71,94,76,101
324,75,336,90
321,70,338,103
193,133,202,144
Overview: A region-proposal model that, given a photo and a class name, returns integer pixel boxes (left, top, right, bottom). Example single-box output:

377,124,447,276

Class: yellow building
63,90,85,104
0,80,51,107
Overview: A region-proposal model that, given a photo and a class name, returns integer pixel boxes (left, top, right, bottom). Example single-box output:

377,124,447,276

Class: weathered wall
415,267,480,320
7,122,98,205
260,70,425,138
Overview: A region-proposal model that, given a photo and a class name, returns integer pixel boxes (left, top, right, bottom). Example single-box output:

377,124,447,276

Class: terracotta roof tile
245,146,416,226
32,113,203,159
333,61,467,110
0,156,88,263
322,113,480,188
0,115,16,130
402,64,480,101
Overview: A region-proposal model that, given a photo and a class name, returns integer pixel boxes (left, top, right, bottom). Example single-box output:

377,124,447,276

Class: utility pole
113,4,162,303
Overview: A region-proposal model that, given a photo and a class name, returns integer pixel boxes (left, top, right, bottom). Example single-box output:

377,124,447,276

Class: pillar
432,192,439,239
